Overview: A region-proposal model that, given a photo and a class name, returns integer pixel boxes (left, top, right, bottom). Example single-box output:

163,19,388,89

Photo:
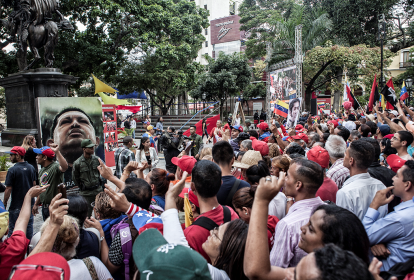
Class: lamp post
406,78,413,106
378,14,386,89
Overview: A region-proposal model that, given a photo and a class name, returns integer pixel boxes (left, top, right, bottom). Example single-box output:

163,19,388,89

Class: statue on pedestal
1,0,73,70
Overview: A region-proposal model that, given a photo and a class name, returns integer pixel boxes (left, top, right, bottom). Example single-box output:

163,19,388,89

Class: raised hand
256,172,285,203
104,184,130,213
49,193,69,226
27,184,48,198
97,158,113,180
125,161,140,172
49,143,59,153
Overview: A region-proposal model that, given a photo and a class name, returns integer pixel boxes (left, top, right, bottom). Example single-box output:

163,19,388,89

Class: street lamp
202,92,206,100
406,78,413,105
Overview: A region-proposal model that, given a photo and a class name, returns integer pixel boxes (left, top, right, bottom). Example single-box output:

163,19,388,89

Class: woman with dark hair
380,138,397,167
136,136,159,175
359,124,371,137
245,160,270,186
244,176,371,280
232,186,279,249
138,167,175,210
202,118,209,140
67,194,101,259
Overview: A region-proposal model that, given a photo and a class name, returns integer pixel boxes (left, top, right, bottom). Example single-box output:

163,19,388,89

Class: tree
303,43,394,110
112,0,209,115
1,0,207,92
304,0,414,52
190,52,252,115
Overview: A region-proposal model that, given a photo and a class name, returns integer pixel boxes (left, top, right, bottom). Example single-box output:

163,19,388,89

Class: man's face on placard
291,101,300,120
52,110,99,164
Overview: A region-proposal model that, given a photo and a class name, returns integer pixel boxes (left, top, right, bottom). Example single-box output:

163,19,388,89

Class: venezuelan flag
274,100,289,118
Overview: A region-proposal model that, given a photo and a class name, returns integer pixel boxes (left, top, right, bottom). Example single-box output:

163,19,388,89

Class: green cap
81,139,95,148
245,119,252,123
133,229,211,280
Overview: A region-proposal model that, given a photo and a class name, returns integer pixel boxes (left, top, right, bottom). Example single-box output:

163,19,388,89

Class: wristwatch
100,235,105,242
286,197,295,203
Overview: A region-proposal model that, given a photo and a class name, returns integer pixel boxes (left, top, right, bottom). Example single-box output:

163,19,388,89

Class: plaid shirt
326,158,350,189
114,147,136,178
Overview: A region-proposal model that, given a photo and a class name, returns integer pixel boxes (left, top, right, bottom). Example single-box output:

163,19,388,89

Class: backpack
191,206,231,231
110,218,138,280
380,259,414,280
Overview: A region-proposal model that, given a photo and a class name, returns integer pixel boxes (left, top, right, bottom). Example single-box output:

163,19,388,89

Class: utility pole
378,14,386,90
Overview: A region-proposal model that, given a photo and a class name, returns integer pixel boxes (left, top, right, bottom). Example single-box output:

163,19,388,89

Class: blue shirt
259,131,271,141
362,198,414,271
407,144,414,158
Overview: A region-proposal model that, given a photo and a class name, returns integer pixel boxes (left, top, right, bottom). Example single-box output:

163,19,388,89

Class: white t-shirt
68,257,112,280
130,119,137,129
398,153,413,161
268,191,287,220
234,118,241,126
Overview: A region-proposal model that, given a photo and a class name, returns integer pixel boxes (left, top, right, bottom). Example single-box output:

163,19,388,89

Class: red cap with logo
292,133,309,144
295,124,304,131
387,154,407,173
257,122,269,131
33,146,55,159
307,146,330,168
252,138,269,156
171,155,197,174
7,146,26,157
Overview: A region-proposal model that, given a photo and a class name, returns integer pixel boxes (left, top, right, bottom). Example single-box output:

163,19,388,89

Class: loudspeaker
311,99,317,115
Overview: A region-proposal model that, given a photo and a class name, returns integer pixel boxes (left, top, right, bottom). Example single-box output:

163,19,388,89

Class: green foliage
190,52,252,111
243,83,266,99
117,128,134,138
356,94,371,107
0,154,9,171
112,0,209,115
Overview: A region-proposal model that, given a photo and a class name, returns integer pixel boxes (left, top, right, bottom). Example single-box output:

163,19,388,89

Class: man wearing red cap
291,133,309,151
4,146,37,239
32,145,68,221
257,122,271,142
307,146,338,202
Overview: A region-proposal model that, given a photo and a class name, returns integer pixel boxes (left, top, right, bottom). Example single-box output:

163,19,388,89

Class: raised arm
50,144,68,172
97,158,125,191
244,173,288,280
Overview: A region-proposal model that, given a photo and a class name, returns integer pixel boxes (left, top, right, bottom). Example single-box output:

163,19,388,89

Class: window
204,4,207,10
205,28,208,35
403,51,410,62
205,41,208,47
213,41,241,56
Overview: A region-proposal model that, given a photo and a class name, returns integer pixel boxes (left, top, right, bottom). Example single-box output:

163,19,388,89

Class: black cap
236,132,250,142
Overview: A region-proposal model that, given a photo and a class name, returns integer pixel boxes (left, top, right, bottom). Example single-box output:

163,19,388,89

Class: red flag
183,114,220,136
381,78,397,109
367,75,379,113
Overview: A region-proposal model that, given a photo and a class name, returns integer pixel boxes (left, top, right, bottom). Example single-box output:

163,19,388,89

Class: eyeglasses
212,227,222,242
8,264,64,280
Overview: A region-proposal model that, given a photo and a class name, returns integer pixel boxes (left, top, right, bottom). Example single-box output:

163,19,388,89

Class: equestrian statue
1,0,73,70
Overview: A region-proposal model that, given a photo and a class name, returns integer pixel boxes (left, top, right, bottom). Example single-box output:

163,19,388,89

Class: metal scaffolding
294,25,303,100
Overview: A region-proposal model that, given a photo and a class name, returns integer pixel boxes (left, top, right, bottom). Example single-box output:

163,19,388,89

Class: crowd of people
1,100,414,280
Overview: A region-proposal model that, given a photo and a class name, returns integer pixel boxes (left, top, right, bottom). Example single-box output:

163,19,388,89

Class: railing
400,62,413,68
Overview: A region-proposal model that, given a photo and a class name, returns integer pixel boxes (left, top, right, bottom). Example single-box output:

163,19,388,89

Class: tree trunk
333,69,343,112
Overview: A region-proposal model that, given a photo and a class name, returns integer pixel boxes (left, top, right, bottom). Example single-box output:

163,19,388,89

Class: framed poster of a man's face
36,97,104,165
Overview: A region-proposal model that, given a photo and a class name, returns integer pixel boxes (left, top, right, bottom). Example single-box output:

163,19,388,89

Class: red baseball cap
295,124,304,131
230,125,243,132
9,252,70,280
292,133,309,144
387,154,406,173
179,187,199,208
383,134,394,140
307,146,330,168
33,146,55,158
257,122,269,131
171,155,197,174
252,138,269,156
6,146,26,157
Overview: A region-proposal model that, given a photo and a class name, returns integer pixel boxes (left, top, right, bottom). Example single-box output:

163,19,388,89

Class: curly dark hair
95,192,122,220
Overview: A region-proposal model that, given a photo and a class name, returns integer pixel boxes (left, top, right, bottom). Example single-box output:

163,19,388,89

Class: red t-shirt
0,230,30,280
184,205,239,262
267,215,279,250
209,128,222,144
316,177,338,203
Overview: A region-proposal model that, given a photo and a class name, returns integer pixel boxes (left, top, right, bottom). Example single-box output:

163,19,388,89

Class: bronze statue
1,0,73,70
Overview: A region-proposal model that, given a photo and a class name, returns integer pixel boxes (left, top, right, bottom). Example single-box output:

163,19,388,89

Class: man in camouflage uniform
72,139,103,216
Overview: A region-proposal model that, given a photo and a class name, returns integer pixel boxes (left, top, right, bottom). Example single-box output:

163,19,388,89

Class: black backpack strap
192,217,219,231
225,179,241,206
222,206,231,223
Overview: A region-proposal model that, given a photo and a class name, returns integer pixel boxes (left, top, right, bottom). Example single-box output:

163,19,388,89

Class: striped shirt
270,197,324,268
326,158,350,189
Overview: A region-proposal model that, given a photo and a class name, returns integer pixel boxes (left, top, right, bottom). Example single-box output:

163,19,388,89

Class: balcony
400,62,413,68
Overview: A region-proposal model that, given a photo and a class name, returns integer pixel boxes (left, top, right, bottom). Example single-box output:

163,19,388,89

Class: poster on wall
36,97,104,194
286,98,302,129
102,105,118,167
269,66,297,101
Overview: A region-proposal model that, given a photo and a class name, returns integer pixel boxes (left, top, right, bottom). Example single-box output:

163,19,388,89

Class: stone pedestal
0,68,78,146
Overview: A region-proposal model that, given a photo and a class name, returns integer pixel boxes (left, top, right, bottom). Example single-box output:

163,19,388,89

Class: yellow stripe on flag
92,74,118,94
184,193,194,228
98,92,130,105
